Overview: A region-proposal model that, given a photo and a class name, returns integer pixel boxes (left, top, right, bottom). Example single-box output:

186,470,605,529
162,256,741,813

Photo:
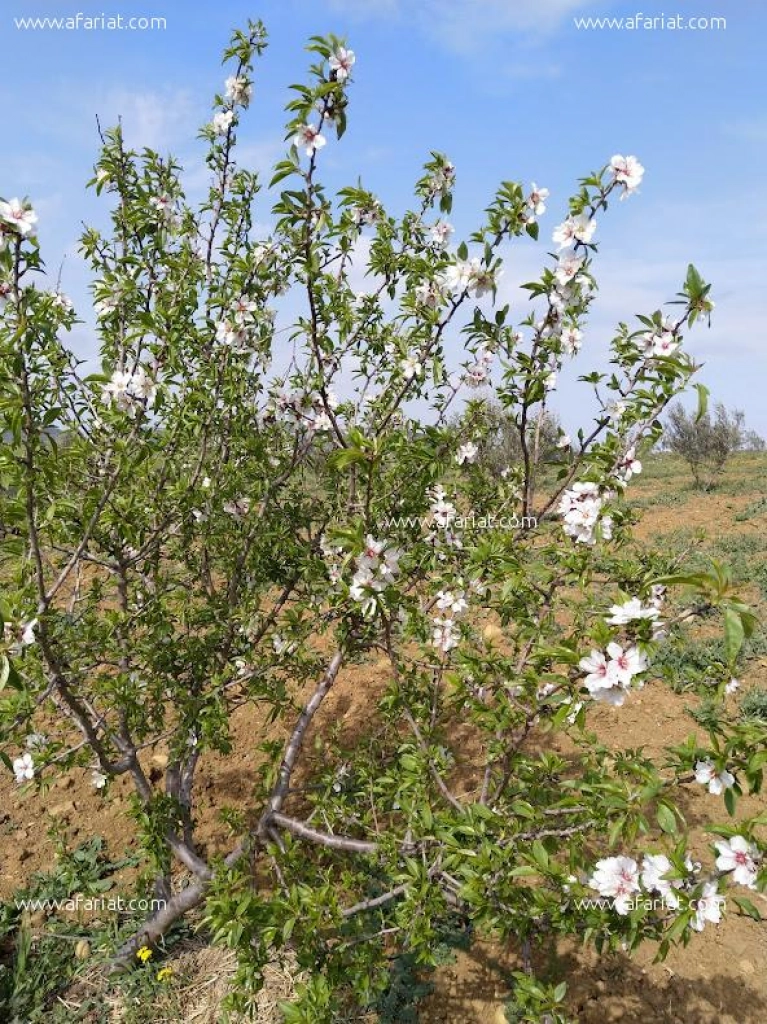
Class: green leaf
723,786,736,817
731,895,762,921
693,382,709,423
656,803,677,834
723,607,745,667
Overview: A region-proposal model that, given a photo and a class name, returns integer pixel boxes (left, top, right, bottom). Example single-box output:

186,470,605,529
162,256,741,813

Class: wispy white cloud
96,88,197,151
324,0,597,50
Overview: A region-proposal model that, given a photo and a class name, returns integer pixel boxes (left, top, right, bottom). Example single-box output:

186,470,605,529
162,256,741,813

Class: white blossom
552,213,596,251
225,75,253,107
223,497,250,519
0,198,38,237
211,110,235,135
609,154,645,198
456,442,478,465
435,590,468,616
13,752,35,784
329,46,356,81
714,836,759,888
101,366,157,416
554,251,585,286
606,597,660,625
527,182,549,216
429,220,454,247
640,853,682,908
294,123,326,156
91,769,108,789
695,760,735,796
432,616,459,653
400,354,424,380
560,325,582,356
588,856,641,915
691,881,725,931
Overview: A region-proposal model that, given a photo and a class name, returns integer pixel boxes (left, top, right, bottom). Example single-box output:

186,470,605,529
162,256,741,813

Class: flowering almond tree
0,22,764,1021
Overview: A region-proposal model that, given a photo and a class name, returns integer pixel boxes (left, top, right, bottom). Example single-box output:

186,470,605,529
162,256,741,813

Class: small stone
48,800,76,817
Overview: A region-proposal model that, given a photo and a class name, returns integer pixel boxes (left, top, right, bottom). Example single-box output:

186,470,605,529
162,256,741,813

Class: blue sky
2,0,765,436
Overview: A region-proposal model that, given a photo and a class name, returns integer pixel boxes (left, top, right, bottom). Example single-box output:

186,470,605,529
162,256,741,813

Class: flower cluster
640,316,680,358
455,441,478,466
445,257,501,298
101,366,157,417
258,388,339,434
552,213,596,251
579,642,647,705
225,74,253,108
462,344,495,387
431,588,469,653
557,481,613,545
429,220,454,248
211,109,235,136
588,834,759,931
349,536,402,618
587,853,721,930
215,296,269,353
426,485,463,553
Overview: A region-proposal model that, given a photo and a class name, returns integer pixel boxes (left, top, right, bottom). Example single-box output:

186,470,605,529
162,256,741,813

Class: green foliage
663,401,763,490
0,18,762,1021
740,686,767,723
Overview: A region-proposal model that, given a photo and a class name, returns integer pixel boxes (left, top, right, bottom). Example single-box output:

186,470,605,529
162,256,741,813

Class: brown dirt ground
1,454,766,1022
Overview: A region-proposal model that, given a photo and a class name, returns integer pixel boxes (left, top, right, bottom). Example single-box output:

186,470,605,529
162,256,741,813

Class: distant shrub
740,686,767,723
664,401,764,490
456,397,565,476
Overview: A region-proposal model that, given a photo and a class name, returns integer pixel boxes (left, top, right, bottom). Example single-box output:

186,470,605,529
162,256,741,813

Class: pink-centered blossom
609,154,645,198
588,856,641,915
552,213,596,251
714,836,758,888
527,182,549,216
294,123,326,157
329,47,356,81
0,198,38,237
